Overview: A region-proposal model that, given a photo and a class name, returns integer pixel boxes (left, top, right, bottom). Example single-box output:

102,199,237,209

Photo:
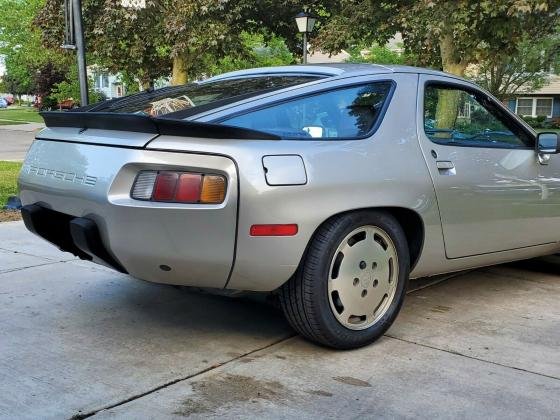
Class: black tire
279,210,410,349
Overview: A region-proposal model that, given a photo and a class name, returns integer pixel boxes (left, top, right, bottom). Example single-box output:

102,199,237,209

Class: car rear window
86,75,323,117
221,81,394,140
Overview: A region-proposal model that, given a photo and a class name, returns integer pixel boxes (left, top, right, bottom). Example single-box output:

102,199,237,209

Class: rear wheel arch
302,207,424,272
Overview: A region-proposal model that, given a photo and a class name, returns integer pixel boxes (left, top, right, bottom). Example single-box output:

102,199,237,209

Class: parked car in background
0,95,14,108
18,64,560,349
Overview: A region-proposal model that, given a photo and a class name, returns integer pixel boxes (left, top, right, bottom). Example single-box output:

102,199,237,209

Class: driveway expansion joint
385,334,560,382
69,334,297,419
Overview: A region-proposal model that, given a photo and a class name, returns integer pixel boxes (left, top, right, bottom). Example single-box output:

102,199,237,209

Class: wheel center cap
360,276,372,289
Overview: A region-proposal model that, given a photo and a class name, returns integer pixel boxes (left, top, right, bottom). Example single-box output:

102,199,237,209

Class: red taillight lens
153,171,179,201
250,224,298,236
175,173,202,203
132,170,225,204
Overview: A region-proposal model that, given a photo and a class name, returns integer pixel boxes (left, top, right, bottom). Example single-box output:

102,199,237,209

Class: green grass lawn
0,161,22,207
0,107,44,124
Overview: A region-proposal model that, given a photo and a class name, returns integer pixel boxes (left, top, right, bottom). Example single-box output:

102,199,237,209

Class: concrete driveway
0,221,559,419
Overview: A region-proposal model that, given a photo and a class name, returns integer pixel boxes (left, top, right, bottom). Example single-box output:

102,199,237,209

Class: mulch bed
0,210,22,222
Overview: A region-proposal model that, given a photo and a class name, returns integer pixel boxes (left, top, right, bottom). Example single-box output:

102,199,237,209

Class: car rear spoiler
40,111,281,140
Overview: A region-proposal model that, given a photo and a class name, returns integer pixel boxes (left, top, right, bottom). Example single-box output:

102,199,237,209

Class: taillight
131,170,226,204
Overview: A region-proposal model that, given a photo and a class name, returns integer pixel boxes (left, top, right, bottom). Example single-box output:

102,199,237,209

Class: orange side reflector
200,175,226,204
250,224,298,236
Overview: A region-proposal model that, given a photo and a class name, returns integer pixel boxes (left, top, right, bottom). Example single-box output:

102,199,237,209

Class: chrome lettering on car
24,165,97,186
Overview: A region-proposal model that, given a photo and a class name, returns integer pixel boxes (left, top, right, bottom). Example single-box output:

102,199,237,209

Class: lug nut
361,290,367,297
353,278,359,286
359,261,366,269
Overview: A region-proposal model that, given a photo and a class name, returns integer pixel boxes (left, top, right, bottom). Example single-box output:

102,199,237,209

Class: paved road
0,221,559,419
0,124,41,161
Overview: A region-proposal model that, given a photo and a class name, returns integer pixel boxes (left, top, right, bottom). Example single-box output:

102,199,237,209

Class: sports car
18,64,560,349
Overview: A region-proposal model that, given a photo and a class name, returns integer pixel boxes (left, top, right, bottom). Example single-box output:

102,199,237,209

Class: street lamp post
294,12,317,64
72,0,88,106
62,0,88,106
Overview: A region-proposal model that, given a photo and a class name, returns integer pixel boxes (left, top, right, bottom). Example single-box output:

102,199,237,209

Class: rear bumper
22,204,127,273
18,140,238,288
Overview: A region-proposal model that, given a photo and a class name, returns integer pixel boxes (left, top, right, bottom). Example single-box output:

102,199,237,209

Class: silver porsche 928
18,64,560,349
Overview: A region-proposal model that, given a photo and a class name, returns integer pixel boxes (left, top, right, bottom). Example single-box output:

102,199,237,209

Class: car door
417,75,560,259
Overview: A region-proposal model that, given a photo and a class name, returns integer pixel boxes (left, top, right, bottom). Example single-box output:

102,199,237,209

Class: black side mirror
536,132,560,154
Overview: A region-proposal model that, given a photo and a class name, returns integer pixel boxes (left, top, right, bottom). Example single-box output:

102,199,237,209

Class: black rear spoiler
40,111,281,140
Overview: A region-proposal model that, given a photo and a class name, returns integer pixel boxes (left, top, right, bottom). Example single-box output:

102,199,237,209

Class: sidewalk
0,123,43,161
0,122,45,132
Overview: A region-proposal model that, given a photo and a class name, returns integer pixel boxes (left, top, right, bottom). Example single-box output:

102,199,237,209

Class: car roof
203,63,468,83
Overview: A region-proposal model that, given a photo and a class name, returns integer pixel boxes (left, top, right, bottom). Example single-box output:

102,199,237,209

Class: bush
543,119,560,129
522,115,548,128
39,96,58,111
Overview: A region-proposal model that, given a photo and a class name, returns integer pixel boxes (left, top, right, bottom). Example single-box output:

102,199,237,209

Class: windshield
86,75,323,118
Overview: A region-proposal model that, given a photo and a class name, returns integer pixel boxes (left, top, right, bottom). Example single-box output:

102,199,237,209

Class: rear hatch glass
84,75,323,118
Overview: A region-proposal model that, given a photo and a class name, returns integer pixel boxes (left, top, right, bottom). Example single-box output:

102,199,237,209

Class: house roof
520,75,560,95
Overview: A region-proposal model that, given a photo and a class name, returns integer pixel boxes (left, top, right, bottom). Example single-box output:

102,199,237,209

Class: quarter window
424,84,531,149
222,82,393,140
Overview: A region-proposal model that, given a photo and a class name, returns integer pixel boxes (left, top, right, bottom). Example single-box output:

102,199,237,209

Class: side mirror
536,132,560,154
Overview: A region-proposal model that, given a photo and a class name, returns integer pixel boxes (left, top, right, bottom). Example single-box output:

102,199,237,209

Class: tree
468,33,560,99
36,0,170,89
204,31,294,76
317,0,560,77
36,0,335,86
0,0,71,98
49,64,104,108
346,43,408,65
317,1,560,129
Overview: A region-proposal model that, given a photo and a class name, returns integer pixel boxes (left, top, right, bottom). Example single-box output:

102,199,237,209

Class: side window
222,82,393,140
424,84,531,148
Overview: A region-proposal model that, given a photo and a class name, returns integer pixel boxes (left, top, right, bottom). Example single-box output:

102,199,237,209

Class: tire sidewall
306,210,409,348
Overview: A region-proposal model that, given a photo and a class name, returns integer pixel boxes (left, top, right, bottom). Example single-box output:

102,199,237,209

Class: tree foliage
0,0,71,96
468,33,560,98
317,0,560,76
35,0,334,85
49,64,104,107
204,32,294,75
346,43,408,65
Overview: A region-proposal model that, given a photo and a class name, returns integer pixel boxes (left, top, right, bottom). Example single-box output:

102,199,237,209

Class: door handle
436,160,456,175
436,161,455,170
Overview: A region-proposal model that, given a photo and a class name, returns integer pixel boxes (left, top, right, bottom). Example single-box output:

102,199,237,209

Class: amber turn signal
200,175,227,204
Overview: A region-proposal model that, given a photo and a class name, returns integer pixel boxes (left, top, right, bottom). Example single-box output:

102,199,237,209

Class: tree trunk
171,56,188,86
435,33,468,131
140,79,151,91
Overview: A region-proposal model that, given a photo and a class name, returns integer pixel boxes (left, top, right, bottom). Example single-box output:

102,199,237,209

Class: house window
536,98,553,117
516,97,553,118
102,74,109,89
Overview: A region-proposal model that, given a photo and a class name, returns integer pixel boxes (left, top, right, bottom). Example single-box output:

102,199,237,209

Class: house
506,75,560,121
89,67,126,99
